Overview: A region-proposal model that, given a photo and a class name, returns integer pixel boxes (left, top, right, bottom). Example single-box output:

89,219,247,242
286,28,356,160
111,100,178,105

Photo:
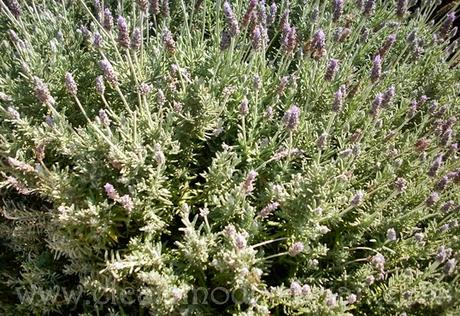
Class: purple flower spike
136,0,148,13
258,201,280,218
282,26,297,55
93,32,103,48
332,87,344,112
428,154,443,177
104,183,119,200
381,85,395,107
117,16,130,49
65,72,78,96
151,0,160,15
223,1,240,37
370,93,383,118
378,34,396,58
103,8,113,32
425,191,440,207
131,28,141,50
242,0,258,28
325,59,339,81
396,0,408,18
162,0,170,18
98,59,118,86
267,2,278,25
33,77,55,106
6,0,22,18
333,0,344,22
283,105,301,130
439,12,456,40
242,170,258,195
220,31,231,50
312,29,326,50
95,75,105,94
162,28,176,54
363,0,376,17
371,54,382,83
288,242,304,256
351,190,364,206
251,24,262,50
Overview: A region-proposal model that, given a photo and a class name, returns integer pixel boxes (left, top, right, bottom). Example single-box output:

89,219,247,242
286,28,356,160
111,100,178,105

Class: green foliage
1,0,460,315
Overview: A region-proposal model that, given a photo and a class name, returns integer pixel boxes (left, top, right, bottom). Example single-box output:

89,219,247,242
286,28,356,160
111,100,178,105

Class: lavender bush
1,0,460,315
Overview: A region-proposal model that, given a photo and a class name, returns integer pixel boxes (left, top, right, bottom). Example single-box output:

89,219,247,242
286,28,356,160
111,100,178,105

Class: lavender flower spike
242,170,258,194
33,76,55,106
312,29,326,51
363,0,376,17
104,183,119,200
251,25,262,50
351,190,364,206
332,86,345,112
428,154,443,177
267,2,277,26
65,72,78,96
117,16,130,49
95,75,105,94
370,93,382,118
325,59,339,81
378,34,396,58
98,59,118,86
131,28,141,50
288,242,304,256
332,0,344,22
258,201,280,218
6,0,22,18
371,54,382,83
439,12,456,40
223,1,240,37
396,0,408,18
381,85,395,107
103,8,114,32
283,105,301,130
162,28,176,54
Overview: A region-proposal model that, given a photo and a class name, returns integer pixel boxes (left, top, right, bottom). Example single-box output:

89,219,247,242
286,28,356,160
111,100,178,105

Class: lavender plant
0,0,460,315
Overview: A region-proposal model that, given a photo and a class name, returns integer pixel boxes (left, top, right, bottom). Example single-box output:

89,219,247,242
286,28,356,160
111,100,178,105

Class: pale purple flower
394,177,407,192
220,31,231,50
332,0,344,22
325,59,339,81
302,284,311,295
151,0,160,15
267,2,277,25
371,253,385,271
435,176,449,191
371,54,382,83
278,76,289,95
99,59,118,86
378,34,396,58
387,228,397,241
95,75,105,94
347,294,357,304
162,28,176,53
119,194,134,212
425,191,440,207
242,0,257,28
63,73,78,98
363,0,376,17
242,170,258,195
283,105,300,130
288,242,304,256
131,28,141,50
370,93,382,118
351,190,364,206
117,16,130,49
33,77,55,106
6,0,21,18
414,232,424,242
6,106,20,120
441,200,455,213
103,8,114,31
251,24,262,50
312,28,326,51
280,10,290,33
290,281,302,296
239,96,249,116
332,87,344,112
258,201,280,218
326,291,338,307
104,183,119,200
428,154,443,177
162,0,170,17
235,233,247,249
136,0,148,13
98,109,111,126
436,245,452,263
381,85,395,107
438,12,456,40
282,26,297,55
396,0,408,18
444,258,457,275
223,1,240,37
317,132,328,149
93,32,103,48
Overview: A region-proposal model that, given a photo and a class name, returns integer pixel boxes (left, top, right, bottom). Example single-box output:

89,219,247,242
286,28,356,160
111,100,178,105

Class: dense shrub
1,0,460,315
